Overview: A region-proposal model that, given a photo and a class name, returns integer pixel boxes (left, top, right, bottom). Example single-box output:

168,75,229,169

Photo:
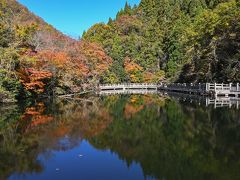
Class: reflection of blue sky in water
10,140,146,180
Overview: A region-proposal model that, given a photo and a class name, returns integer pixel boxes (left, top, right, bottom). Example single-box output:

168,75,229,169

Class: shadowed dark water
1,94,240,180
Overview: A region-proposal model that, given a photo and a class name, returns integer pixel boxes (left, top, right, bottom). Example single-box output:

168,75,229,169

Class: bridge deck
99,83,240,98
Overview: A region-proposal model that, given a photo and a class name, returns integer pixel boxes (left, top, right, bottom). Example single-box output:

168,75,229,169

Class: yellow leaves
15,23,38,43
103,24,111,30
214,1,236,15
212,36,218,41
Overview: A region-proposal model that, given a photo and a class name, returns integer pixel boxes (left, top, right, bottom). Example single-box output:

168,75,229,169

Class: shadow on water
0,93,240,179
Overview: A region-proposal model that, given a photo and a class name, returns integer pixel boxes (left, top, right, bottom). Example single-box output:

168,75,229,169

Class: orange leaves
37,50,69,68
124,57,143,73
30,115,53,127
79,41,112,76
16,29,112,94
36,41,112,83
124,104,144,119
124,57,144,83
21,102,54,132
24,107,41,115
19,68,52,94
26,68,52,81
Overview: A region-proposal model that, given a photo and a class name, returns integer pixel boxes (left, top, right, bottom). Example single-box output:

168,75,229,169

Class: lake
1,93,240,180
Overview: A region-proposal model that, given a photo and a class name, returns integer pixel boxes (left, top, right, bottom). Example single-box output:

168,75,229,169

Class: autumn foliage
0,0,114,101
19,68,52,94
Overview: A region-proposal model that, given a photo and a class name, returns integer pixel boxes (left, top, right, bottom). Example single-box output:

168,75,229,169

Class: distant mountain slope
3,0,76,51
0,0,112,102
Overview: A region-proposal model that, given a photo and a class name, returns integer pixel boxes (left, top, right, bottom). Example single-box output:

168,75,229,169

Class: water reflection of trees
0,95,240,179
88,95,240,180
0,98,112,179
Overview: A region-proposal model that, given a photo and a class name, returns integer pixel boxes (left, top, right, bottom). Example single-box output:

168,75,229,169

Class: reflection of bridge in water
206,98,239,109
97,89,240,109
98,89,160,95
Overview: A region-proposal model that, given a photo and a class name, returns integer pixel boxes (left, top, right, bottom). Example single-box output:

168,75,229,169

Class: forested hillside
83,0,240,83
0,0,112,102
1,0,240,103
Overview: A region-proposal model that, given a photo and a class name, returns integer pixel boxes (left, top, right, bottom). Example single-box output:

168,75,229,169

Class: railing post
237,83,239,91
229,83,232,91
206,83,209,92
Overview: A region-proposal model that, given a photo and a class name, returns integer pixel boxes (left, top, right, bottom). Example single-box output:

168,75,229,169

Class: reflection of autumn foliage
124,96,143,119
142,95,166,106
79,110,112,138
125,104,144,119
50,124,70,138
21,102,53,132
55,100,113,138
124,95,166,119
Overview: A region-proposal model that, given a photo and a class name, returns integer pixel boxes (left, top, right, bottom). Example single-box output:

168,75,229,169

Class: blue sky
17,0,140,38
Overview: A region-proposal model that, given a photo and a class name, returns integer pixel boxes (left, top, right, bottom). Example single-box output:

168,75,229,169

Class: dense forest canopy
83,0,240,83
0,0,240,102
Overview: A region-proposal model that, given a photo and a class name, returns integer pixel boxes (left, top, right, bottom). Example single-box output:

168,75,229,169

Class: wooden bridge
99,83,240,98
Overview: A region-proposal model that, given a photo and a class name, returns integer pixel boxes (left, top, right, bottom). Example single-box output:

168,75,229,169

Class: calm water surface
1,94,240,180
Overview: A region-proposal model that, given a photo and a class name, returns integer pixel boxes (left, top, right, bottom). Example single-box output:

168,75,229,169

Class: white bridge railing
99,83,240,98
99,83,158,90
